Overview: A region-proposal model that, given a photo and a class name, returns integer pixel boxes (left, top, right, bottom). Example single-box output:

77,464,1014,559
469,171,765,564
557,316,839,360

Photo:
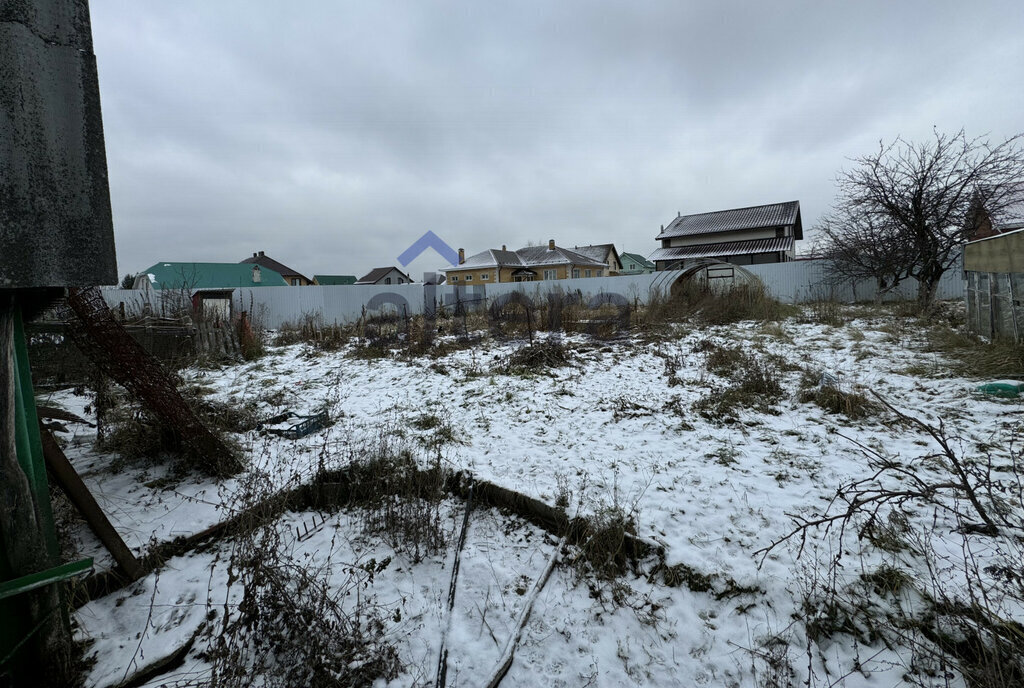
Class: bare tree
817,129,1024,309
813,213,913,301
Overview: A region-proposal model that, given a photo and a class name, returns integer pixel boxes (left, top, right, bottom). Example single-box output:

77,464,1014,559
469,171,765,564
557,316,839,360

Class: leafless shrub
499,339,573,374
797,370,878,419
208,472,401,687
274,312,354,352
693,347,784,422
758,397,1024,686
341,434,450,563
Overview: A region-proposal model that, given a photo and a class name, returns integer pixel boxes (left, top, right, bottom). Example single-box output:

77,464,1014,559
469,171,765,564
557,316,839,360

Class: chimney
251,265,262,283
548,239,555,250
458,248,465,264
252,252,257,258
259,250,265,257
502,245,506,251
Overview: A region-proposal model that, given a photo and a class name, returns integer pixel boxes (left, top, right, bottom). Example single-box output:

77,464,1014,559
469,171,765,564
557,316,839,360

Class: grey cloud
88,0,1024,278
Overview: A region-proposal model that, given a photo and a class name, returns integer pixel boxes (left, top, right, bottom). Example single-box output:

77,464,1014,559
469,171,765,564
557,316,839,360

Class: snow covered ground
46,305,1022,687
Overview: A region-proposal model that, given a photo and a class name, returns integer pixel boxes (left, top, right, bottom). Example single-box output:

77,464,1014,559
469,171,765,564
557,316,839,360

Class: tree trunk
916,274,940,312
0,298,73,687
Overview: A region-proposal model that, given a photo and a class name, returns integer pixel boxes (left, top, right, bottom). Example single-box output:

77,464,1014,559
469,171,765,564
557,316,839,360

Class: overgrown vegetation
95,382,246,476
642,280,796,328
337,433,450,563
797,369,878,419
499,339,573,375
692,340,785,421
208,471,402,687
273,312,353,352
921,324,1024,379
759,400,1024,686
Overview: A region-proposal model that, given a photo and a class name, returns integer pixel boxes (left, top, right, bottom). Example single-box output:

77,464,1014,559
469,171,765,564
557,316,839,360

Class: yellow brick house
446,240,608,284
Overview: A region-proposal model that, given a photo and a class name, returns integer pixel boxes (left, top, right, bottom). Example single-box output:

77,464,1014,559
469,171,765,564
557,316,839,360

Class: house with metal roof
131,262,288,321
444,240,608,284
619,252,655,274
133,262,288,291
355,267,412,285
650,201,802,271
573,244,623,275
240,251,313,286
313,274,357,286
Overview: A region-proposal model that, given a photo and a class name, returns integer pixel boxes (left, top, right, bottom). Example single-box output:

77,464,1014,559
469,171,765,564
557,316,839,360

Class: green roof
619,252,654,269
313,274,357,285
138,262,288,290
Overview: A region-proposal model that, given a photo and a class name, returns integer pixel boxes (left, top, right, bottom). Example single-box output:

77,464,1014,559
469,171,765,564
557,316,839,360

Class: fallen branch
435,483,474,688
482,537,565,688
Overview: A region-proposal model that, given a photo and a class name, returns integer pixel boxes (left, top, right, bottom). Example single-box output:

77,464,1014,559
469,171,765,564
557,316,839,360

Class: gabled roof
656,201,802,240
449,244,607,271
514,245,606,268
313,274,357,285
993,198,1024,232
355,267,412,284
138,262,288,290
619,252,655,269
457,248,524,269
650,236,794,262
572,244,619,265
240,252,311,282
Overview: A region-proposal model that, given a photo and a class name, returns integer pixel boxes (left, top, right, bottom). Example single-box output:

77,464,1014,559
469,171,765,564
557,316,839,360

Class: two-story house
650,201,802,271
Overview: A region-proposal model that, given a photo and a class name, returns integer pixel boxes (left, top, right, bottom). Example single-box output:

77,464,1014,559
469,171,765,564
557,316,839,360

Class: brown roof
355,267,412,284
240,252,311,282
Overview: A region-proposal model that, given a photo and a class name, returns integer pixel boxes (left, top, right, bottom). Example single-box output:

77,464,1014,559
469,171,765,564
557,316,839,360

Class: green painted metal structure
1,309,92,677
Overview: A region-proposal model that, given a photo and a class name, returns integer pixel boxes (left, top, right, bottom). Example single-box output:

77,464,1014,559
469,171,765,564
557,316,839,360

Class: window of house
572,269,580,278
398,278,404,283
543,269,557,280
481,273,490,280
596,269,602,277
450,275,458,282
385,277,392,284
291,278,300,286
584,269,591,278
465,275,473,281
776,227,785,238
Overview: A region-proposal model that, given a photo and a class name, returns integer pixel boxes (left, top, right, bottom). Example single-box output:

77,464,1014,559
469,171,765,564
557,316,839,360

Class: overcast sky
90,0,1024,281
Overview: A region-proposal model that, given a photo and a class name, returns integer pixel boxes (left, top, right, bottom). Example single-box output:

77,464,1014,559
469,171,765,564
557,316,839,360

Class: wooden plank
39,428,143,580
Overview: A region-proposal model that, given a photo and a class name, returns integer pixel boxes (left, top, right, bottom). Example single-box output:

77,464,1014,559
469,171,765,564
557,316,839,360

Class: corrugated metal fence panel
103,260,968,329
100,289,157,316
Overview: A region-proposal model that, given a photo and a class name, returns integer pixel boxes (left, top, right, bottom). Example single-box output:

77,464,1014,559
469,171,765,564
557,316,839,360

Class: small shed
964,228,1024,342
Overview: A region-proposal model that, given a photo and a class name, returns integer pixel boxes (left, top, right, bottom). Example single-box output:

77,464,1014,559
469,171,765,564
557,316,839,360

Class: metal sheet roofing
571,244,616,264
656,201,801,240
313,274,357,285
355,267,411,284
514,245,606,267
241,253,311,282
650,236,794,262
450,245,606,270
140,262,287,290
619,252,654,269
457,249,524,269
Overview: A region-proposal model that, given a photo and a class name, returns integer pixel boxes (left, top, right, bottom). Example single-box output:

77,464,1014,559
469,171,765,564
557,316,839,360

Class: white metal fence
100,259,966,329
